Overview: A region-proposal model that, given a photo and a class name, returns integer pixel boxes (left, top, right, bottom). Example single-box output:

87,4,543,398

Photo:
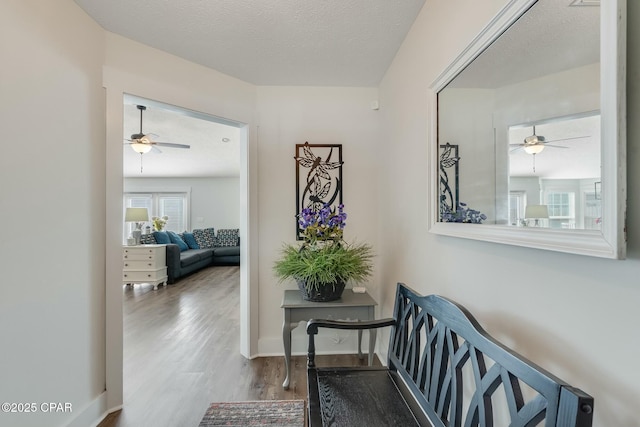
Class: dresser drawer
123,268,167,282
123,246,165,261
123,260,157,270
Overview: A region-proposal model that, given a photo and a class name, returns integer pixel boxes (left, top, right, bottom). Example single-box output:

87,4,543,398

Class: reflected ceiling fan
125,105,190,153
509,125,589,172
509,126,588,155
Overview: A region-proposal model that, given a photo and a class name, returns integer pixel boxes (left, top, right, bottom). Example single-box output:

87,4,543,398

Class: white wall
255,86,381,355
0,1,107,426
438,88,496,221
124,177,240,230
378,1,640,426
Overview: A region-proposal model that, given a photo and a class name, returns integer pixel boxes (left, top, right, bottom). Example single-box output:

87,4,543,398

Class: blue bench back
388,283,593,427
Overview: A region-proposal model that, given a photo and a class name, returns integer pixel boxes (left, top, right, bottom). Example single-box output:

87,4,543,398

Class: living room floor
99,265,374,427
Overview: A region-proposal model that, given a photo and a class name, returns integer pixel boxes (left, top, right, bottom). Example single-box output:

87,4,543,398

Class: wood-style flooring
98,265,378,427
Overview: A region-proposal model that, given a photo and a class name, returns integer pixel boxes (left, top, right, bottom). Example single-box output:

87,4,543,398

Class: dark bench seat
306,283,594,427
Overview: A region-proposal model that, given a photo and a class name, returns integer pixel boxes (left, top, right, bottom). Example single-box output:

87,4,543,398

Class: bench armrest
306,318,396,335
306,318,395,368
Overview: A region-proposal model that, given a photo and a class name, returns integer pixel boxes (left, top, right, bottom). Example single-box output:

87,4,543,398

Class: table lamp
524,204,549,227
125,207,149,244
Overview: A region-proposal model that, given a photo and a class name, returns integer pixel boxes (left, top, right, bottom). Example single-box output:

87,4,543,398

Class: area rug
199,400,305,427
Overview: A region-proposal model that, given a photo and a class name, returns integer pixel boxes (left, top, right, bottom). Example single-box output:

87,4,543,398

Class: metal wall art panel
295,142,343,239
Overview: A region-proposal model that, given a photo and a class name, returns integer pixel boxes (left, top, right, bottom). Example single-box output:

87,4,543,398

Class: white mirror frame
428,0,627,259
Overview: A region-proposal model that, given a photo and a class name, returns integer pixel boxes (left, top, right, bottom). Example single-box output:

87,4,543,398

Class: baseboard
258,329,377,357
64,391,112,427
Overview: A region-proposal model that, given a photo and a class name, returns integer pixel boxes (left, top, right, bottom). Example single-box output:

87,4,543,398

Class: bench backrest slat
387,283,593,427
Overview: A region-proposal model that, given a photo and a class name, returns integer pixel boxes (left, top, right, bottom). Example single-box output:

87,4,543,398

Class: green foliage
273,242,373,292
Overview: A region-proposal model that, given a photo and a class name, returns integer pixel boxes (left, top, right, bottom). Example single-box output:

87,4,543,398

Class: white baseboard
64,391,112,427
258,328,378,357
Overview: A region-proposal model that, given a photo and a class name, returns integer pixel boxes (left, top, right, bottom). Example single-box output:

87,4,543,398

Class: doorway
103,74,255,410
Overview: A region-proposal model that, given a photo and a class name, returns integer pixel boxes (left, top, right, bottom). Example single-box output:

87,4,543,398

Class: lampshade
125,207,149,222
131,142,152,154
523,144,545,155
524,205,549,219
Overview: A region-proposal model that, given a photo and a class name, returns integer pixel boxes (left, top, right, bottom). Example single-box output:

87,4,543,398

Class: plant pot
297,280,345,302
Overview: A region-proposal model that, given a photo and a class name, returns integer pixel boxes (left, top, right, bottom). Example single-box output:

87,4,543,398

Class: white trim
103,66,258,412
64,392,109,427
257,335,370,357
428,0,626,259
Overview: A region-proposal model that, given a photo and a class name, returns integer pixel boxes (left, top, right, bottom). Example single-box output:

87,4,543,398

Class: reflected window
545,191,575,228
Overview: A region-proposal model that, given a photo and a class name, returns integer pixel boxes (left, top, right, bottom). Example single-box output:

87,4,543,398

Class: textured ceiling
74,0,426,86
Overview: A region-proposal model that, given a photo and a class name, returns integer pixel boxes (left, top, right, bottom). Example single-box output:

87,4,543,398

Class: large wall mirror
428,0,626,259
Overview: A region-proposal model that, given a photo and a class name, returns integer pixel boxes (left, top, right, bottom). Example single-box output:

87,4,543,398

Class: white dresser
122,244,168,290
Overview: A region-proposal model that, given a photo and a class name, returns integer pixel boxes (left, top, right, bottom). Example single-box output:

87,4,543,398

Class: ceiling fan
509,126,588,155
509,125,589,173
125,105,191,154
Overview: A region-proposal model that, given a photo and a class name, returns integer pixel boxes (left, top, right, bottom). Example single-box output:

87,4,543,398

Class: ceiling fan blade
151,146,162,153
154,142,191,149
543,135,589,144
544,144,569,149
509,146,524,153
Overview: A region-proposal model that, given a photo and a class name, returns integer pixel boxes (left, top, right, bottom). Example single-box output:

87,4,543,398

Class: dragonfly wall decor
294,142,343,239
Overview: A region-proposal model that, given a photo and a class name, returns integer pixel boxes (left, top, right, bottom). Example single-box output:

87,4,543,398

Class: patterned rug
199,400,305,427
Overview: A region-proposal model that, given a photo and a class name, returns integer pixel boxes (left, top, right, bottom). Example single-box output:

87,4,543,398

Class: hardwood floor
98,265,377,427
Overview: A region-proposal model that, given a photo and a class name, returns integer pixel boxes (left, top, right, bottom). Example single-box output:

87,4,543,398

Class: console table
281,289,377,389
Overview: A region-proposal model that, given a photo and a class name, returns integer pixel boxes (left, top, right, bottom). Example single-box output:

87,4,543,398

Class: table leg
357,329,364,360
282,316,292,389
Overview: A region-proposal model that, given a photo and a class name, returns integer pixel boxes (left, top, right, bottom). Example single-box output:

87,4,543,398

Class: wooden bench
306,283,594,427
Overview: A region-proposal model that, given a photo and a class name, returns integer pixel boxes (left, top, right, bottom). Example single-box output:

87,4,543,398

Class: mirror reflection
508,113,601,229
437,0,600,230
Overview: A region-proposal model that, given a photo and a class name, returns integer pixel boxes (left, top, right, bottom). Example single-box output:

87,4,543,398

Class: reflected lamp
525,205,549,227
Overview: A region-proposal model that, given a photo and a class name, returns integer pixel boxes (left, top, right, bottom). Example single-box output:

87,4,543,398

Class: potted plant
273,204,373,302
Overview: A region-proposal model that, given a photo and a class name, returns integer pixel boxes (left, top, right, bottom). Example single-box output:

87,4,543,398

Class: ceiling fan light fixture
131,142,152,154
524,144,545,155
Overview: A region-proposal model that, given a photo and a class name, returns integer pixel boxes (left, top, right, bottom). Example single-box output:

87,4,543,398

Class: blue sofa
141,228,240,284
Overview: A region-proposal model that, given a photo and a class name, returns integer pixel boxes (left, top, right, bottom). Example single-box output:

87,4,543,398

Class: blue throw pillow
153,231,171,244
182,232,200,249
167,231,189,252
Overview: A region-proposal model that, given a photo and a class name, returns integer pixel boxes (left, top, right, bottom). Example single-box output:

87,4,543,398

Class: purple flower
297,203,348,242
441,202,486,224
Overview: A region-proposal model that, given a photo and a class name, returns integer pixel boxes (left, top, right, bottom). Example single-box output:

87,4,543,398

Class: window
124,192,189,241
545,192,575,218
